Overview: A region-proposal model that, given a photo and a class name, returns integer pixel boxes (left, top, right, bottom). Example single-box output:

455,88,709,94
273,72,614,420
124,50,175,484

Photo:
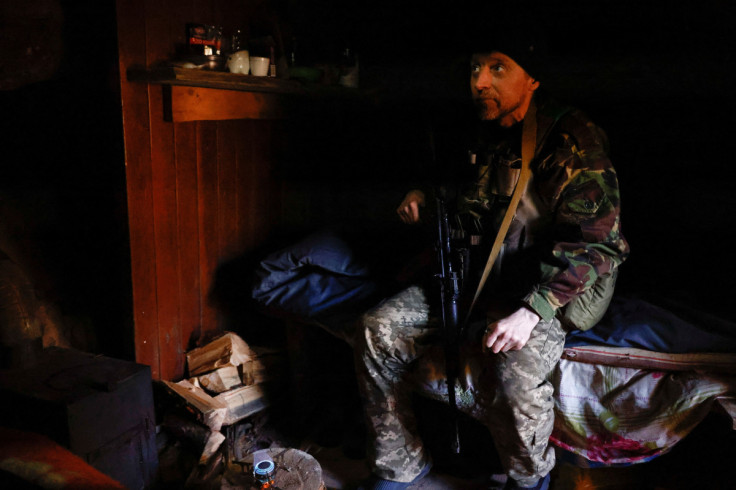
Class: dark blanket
565,295,736,353
251,230,736,353
251,230,380,322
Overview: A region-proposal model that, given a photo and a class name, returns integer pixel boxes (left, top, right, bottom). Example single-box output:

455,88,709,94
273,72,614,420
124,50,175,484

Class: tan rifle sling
464,98,537,323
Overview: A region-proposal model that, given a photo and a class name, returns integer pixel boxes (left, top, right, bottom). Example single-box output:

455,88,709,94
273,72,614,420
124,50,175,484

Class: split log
241,347,287,386
162,413,212,448
216,384,269,426
185,451,224,489
161,380,228,431
187,332,256,376
162,413,226,464
200,431,226,465
240,358,266,386
194,365,242,394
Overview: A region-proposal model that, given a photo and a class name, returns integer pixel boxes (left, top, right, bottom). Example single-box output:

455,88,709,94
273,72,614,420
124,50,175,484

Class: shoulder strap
464,99,538,323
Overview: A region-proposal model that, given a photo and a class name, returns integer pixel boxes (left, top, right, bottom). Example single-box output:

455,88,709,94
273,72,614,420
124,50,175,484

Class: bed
250,230,736,469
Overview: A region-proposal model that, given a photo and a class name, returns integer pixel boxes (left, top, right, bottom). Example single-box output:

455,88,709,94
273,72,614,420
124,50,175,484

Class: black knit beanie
460,3,547,80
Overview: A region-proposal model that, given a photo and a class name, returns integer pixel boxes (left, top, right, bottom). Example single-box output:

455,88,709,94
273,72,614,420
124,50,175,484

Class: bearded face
470,52,539,127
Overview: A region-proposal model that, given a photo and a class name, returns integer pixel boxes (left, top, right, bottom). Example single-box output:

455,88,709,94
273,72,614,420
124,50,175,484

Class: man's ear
530,78,540,91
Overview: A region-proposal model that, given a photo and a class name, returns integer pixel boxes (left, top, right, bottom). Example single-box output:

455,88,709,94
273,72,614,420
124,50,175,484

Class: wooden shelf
127,66,369,122
127,66,304,95
127,66,304,122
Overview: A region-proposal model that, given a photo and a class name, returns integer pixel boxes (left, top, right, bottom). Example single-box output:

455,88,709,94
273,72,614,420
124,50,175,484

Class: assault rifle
435,188,467,454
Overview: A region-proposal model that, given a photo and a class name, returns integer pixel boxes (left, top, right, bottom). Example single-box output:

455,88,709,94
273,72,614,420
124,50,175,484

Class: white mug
249,56,269,76
227,50,250,74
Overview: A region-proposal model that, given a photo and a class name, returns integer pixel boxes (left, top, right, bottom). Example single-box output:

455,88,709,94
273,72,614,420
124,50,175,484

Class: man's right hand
397,190,425,224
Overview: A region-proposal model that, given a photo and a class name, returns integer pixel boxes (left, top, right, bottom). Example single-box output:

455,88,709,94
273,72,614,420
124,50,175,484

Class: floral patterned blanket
550,352,736,466
415,349,736,467
409,297,736,467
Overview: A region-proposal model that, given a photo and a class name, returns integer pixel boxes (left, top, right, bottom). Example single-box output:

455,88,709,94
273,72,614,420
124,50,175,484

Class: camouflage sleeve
521,114,630,321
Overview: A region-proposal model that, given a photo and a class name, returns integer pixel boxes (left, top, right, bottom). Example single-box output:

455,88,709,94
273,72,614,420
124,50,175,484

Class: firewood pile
156,331,289,489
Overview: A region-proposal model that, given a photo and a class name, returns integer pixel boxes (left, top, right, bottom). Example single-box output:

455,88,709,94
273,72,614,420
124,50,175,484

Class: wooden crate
0,347,158,489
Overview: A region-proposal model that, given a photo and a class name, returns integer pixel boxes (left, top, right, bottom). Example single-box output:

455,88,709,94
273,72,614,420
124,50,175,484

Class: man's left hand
483,307,541,353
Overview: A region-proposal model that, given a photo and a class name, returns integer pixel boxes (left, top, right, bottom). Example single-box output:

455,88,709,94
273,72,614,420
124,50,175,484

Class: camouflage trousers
354,285,566,487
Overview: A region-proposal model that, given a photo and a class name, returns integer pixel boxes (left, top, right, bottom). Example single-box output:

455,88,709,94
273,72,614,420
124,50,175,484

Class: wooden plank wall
117,0,284,380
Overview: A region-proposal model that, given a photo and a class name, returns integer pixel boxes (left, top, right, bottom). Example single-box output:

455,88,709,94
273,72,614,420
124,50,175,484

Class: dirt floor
218,404,736,490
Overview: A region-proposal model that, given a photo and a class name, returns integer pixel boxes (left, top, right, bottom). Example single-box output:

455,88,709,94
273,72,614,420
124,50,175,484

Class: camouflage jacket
453,92,630,322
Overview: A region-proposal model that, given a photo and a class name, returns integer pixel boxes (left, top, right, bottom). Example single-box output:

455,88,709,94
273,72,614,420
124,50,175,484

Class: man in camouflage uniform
354,25,629,490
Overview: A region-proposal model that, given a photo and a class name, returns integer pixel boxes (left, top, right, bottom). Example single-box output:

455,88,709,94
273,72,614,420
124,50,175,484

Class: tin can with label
186,23,222,56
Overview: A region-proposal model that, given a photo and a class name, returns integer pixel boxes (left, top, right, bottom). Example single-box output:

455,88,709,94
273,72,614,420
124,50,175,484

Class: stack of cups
227,29,249,74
